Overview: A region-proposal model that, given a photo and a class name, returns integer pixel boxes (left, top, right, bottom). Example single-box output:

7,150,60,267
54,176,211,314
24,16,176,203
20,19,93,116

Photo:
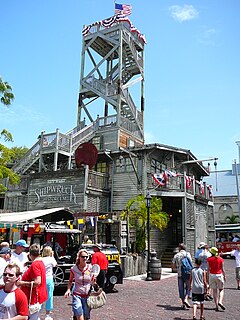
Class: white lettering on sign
34,184,77,204
47,179,66,183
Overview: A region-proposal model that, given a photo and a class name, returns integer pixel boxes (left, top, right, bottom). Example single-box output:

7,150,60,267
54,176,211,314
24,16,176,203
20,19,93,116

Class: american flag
115,3,132,16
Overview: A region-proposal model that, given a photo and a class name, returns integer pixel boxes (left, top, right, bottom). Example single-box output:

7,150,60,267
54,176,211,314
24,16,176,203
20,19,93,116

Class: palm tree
225,214,239,224
121,195,169,252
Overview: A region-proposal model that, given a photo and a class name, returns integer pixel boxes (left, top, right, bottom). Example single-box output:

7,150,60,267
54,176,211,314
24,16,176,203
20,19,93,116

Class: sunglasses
80,255,88,259
3,272,15,278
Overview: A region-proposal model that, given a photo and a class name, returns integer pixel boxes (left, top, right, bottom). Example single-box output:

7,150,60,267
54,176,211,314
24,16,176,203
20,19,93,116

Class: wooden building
2,15,215,261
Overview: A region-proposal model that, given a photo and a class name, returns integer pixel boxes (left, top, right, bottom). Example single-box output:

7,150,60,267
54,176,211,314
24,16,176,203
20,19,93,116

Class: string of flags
151,170,213,197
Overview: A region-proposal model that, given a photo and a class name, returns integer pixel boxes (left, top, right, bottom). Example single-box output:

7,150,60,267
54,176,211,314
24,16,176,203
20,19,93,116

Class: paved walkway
44,259,240,319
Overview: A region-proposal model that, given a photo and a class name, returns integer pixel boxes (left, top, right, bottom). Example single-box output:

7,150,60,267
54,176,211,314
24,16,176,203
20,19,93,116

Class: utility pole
234,159,240,215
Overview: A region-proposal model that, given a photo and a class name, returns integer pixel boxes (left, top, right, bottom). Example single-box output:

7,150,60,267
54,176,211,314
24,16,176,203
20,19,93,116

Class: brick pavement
44,259,240,320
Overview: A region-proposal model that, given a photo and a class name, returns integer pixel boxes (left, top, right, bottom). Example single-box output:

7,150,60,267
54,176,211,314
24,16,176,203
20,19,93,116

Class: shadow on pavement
156,304,181,311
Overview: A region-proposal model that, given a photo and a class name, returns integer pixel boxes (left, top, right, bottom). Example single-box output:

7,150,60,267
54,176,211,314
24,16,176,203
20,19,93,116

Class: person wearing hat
195,242,206,259
207,246,226,311
220,243,240,290
91,244,109,289
0,247,12,285
10,239,29,272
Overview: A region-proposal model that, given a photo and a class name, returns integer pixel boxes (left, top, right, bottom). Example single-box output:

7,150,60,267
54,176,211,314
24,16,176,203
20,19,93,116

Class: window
115,156,135,173
95,162,107,173
151,159,165,173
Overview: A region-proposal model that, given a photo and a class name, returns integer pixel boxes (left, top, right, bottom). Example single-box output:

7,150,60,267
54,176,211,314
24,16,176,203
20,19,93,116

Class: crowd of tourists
172,241,240,320
0,240,108,320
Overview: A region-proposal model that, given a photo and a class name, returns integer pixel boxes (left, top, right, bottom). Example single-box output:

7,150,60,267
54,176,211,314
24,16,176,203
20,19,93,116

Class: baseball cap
209,246,218,256
15,239,29,248
0,247,12,255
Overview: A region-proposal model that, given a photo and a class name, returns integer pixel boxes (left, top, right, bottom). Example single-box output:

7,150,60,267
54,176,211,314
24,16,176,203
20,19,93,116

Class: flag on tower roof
115,3,132,16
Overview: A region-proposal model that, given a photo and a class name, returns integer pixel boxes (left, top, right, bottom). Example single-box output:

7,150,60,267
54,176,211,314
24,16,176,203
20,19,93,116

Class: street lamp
145,192,152,281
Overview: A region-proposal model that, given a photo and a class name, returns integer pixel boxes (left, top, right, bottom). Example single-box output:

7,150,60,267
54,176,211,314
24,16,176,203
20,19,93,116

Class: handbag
87,288,107,310
28,281,41,315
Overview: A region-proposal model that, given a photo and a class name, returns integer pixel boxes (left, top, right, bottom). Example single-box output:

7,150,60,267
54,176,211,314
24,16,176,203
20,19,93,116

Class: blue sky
1,0,240,171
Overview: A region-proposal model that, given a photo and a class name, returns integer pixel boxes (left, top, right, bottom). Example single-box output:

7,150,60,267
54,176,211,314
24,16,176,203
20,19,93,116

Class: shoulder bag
28,281,41,315
87,287,107,310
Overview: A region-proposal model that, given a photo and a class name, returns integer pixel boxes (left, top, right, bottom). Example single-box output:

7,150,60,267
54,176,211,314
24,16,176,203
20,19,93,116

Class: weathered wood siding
186,198,195,256
112,172,138,211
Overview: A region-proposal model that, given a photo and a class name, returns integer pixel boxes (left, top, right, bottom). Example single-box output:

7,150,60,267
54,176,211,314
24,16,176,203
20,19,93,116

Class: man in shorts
220,243,240,289
207,247,226,312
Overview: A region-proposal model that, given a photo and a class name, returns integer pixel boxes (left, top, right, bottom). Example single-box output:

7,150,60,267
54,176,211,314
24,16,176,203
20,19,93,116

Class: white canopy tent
0,207,67,223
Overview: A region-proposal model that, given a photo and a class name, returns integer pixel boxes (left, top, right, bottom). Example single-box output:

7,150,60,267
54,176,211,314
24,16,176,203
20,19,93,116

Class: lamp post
145,192,152,281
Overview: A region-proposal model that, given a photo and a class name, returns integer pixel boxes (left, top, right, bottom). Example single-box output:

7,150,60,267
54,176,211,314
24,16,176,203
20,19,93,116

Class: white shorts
209,273,224,290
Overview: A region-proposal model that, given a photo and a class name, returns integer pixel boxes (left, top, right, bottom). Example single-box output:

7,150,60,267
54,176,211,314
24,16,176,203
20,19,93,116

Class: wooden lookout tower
77,16,146,151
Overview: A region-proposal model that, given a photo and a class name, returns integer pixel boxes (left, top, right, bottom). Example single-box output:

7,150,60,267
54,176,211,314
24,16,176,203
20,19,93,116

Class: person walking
207,246,226,312
10,239,29,272
198,244,212,300
172,243,193,310
195,242,206,258
220,243,240,289
42,246,57,320
189,258,207,320
91,244,108,289
17,244,48,320
0,262,28,319
64,249,96,320
0,247,12,285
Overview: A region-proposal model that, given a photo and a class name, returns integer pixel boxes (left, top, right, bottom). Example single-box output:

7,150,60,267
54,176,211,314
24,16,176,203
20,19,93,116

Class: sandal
184,301,191,308
218,303,225,310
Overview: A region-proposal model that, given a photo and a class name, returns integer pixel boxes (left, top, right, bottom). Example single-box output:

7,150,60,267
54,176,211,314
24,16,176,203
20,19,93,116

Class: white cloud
197,27,217,46
0,104,49,125
169,4,199,23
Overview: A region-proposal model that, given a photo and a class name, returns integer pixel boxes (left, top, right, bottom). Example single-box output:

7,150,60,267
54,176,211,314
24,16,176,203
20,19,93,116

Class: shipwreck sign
28,174,84,210
34,180,77,204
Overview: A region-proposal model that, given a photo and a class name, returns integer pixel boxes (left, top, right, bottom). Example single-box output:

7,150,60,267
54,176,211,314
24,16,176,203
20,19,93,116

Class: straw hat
209,246,218,256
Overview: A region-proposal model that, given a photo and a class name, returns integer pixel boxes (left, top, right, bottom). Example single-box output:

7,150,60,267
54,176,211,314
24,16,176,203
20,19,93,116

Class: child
189,258,207,320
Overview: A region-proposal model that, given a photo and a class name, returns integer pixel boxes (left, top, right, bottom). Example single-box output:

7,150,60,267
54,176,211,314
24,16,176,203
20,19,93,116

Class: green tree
121,195,169,253
0,76,19,193
225,214,239,224
0,76,14,106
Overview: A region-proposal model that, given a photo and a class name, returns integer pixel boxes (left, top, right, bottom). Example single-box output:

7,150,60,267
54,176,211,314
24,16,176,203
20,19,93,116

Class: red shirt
21,259,48,304
207,256,224,274
91,251,108,270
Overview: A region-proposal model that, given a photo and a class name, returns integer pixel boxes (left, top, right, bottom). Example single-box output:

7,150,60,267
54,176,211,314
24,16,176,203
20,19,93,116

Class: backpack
181,254,193,279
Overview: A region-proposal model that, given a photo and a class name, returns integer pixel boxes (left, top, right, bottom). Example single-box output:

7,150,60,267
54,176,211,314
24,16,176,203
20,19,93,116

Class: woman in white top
42,246,57,320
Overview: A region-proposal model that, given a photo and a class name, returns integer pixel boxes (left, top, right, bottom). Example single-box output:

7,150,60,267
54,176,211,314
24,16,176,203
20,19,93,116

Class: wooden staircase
160,246,178,268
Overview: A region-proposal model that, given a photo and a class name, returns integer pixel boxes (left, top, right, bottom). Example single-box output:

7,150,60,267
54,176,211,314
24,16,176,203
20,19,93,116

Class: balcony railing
149,174,213,201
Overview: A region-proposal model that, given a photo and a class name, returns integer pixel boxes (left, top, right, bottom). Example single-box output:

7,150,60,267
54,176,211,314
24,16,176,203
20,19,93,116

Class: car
80,243,123,293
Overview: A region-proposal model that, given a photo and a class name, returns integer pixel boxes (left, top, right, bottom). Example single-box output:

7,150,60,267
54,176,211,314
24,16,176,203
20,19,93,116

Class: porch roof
0,207,67,223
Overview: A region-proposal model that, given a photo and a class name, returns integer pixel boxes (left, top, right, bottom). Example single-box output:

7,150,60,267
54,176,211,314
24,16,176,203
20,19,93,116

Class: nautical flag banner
78,219,84,225
152,173,166,186
90,216,95,227
115,3,132,16
34,223,41,233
